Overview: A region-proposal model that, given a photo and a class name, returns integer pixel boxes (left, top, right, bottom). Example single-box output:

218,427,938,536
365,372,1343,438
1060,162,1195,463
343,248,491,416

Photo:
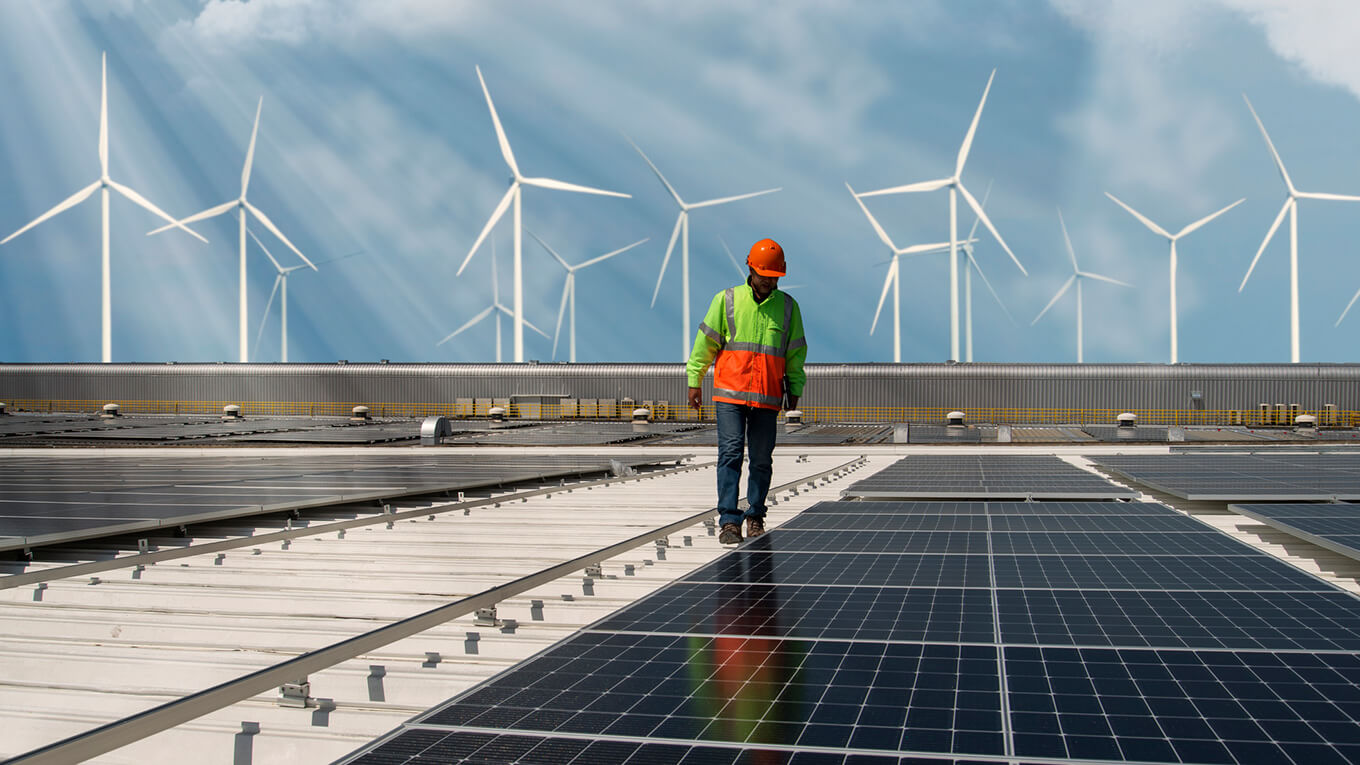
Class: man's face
749,270,779,298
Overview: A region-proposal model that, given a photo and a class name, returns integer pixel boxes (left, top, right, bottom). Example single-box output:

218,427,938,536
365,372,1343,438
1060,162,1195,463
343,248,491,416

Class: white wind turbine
441,241,549,362
249,228,361,362
846,182,963,362
1239,94,1360,363
858,69,1027,361
627,138,781,360
457,66,629,364
0,52,206,363
528,230,648,362
959,182,1017,362
1106,192,1243,364
1031,209,1132,363
148,97,315,363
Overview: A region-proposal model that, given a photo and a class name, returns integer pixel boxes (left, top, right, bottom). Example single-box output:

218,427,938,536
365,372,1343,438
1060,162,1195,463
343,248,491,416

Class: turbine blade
527,228,571,270
0,180,100,245
719,235,745,278
960,182,1025,274
846,182,897,251
857,177,951,197
1031,274,1075,325
459,185,516,275
109,179,208,243
650,213,684,308
1243,93,1295,195
870,258,897,336
956,68,996,178
1057,207,1079,273
308,249,363,268
1240,197,1292,291
254,274,282,357
476,66,519,178
1296,191,1360,202
552,276,570,358
577,237,648,270
1337,286,1360,327
623,134,685,208
966,179,992,241
1079,271,1133,288
247,226,285,272
519,313,550,339
99,53,108,177
146,199,236,236
521,176,629,198
1176,198,1244,238
688,187,782,209
241,96,262,197
1105,191,1172,238
898,240,962,256
245,200,311,267
966,248,1016,325
438,304,495,346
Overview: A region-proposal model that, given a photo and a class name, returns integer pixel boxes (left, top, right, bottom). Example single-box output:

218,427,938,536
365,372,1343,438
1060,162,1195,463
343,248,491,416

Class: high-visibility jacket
687,283,807,410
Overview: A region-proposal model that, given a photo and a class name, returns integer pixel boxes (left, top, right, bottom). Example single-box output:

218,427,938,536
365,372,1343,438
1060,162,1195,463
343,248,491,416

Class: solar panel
1094,453,1360,500
1231,502,1360,563
901,424,984,444
842,456,1136,499
340,487,1360,764
1081,424,1170,443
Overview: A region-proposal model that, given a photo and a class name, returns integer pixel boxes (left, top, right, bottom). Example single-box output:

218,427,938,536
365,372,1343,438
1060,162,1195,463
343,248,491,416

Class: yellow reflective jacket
686,283,807,410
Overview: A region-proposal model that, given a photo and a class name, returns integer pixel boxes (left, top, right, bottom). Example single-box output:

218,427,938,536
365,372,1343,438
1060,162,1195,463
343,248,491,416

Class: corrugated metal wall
1,362,1357,410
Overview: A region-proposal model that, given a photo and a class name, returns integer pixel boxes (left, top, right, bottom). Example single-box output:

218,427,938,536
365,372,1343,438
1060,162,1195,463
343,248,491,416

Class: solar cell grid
1094,453,1360,500
803,500,1172,516
762,529,989,554
681,552,993,589
989,531,1256,556
779,514,989,532
843,456,1135,500
1231,502,1360,565
991,554,1338,592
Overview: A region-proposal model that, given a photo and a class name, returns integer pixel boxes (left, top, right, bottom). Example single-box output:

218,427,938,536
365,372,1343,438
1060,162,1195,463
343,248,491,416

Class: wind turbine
627,137,780,359
857,69,1027,361
1239,94,1360,363
1031,209,1132,363
959,182,1017,362
0,52,206,363
249,228,361,362
1106,192,1243,364
528,230,648,362
846,182,962,362
442,241,549,362
148,97,315,363
457,66,629,364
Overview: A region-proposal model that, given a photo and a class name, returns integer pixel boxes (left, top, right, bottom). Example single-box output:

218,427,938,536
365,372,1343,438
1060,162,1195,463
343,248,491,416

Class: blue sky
2,0,1360,364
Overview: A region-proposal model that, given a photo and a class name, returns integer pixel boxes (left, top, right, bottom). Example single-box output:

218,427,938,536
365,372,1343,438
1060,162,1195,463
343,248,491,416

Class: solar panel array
0,453,671,552
1081,425,1170,443
842,456,1137,499
342,496,1360,764
899,425,983,444
1094,453,1360,500
654,424,892,446
1231,502,1360,563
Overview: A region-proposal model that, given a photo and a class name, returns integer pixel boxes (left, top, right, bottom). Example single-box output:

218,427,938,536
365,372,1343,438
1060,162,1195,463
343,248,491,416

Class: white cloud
178,0,482,48
1218,0,1360,98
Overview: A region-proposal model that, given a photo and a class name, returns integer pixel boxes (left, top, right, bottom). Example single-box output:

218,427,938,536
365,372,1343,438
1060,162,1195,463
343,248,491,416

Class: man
687,238,807,545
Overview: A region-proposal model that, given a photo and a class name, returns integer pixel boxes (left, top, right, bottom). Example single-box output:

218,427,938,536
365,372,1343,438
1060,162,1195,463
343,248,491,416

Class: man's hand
688,387,703,412
785,395,799,412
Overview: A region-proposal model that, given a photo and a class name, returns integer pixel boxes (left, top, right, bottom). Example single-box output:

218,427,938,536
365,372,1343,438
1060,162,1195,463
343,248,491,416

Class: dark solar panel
843,456,1136,499
1081,425,1170,443
682,552,993,589
902,425,984,444
991,553,1337,592
803,500,1171,516
1231,502,1360,563
1094,453,1360,500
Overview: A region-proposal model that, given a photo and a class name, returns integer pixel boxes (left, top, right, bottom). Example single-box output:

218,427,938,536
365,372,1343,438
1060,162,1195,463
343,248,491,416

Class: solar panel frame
842,456,1136,500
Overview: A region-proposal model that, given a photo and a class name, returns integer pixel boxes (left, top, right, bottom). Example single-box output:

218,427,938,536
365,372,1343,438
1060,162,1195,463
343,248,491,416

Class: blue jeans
716,401,777,527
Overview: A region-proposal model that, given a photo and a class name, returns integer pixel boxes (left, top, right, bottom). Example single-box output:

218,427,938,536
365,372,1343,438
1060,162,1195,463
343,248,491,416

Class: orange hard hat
747,238,786,277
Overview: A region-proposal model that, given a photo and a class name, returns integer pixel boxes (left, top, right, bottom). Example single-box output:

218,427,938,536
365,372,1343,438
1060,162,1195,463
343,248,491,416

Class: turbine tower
1239,94,1360,363
528,231,648,363
0,52,206,362
249,228,361,362
442,241,548,362
1106,192,1243,364
627,137,780,360
846,182,959,362
858,69,1027,361
959,182,1016,362
149,97,315,362
458,66,629,363
1031,209,1132,363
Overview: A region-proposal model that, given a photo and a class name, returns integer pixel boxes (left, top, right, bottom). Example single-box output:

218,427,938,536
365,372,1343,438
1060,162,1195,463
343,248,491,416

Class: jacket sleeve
784,296,807,397
686,292,727,387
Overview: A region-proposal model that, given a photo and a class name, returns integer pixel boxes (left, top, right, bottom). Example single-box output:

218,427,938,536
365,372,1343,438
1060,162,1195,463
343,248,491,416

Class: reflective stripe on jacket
686,283,807,410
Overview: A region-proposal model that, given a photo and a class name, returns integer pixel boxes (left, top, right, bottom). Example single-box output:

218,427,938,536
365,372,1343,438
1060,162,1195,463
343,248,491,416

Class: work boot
745,517,766,538
718,523,742,545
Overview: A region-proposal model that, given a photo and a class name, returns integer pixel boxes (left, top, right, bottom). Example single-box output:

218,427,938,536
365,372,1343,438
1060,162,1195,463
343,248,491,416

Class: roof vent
1295,414,1317,435
421,415,452,445
632,407,650,422
101,403,121,418
946,410,965,427
222,404,243,421
351,405,371,422
489,406,506,423
1117,412,1137,428
785,409,803,426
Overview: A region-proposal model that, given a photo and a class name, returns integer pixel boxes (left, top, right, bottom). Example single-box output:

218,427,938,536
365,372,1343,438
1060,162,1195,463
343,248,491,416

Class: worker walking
687,238,807,545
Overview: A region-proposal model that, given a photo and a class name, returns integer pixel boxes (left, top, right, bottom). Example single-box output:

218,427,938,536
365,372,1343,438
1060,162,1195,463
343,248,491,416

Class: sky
3,0,1360,365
